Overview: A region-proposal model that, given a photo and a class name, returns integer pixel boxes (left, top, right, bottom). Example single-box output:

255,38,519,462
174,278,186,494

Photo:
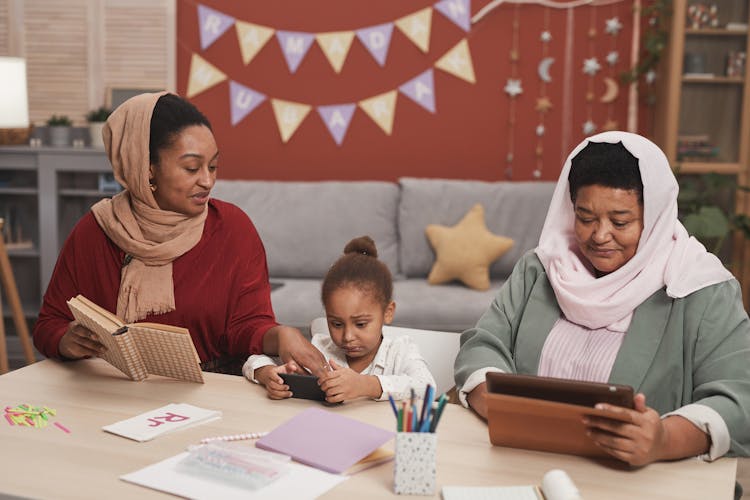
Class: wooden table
0,359,737,499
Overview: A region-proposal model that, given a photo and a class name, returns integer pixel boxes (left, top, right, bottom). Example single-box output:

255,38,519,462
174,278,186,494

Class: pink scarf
535,131,733,330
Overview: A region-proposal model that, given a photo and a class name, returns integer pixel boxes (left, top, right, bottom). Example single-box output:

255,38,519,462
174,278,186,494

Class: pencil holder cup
393,432,437,495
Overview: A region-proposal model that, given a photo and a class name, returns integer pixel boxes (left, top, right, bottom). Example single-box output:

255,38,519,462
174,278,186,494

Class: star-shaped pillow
425,203,514,290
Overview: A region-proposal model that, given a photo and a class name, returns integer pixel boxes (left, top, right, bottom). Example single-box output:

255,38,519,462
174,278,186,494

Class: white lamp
0,57,31,145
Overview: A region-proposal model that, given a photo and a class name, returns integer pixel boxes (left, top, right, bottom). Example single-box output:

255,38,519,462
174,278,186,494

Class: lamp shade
0,57,29,128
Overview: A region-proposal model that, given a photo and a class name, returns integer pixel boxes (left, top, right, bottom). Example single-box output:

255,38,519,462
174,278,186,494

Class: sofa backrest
398,177,556,279
212,180,401,278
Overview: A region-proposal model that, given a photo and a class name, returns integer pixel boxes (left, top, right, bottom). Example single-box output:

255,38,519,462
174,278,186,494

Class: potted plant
86,106,111,149
46,114,72,147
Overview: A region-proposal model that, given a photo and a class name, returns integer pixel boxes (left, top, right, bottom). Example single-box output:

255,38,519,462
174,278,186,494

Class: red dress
33,199,277,368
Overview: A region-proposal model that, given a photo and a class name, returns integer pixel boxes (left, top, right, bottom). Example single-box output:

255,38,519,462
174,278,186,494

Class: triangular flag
434,39,476,83
317,104,356,145
434,0,472,32
197,4,235,50
358,90,398,135
316,31,355,73
186,53,227,98
276,31,315,73
229,81,266,126
395,7,433,53
399,69,436,113
356,23,394,66
271,99,311,142
235,21,274,65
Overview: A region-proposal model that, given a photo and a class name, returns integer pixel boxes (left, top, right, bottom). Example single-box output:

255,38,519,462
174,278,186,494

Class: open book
442,469,581,500
66,295,204,383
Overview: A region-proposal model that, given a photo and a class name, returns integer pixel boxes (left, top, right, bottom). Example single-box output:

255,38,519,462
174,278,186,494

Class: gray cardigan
455,252,750,456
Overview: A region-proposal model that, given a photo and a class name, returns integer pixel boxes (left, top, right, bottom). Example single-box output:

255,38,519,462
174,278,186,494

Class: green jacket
455,251,750,456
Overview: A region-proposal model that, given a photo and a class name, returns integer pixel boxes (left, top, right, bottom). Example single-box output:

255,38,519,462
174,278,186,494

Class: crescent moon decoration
537,57,554,83
600,76,619,104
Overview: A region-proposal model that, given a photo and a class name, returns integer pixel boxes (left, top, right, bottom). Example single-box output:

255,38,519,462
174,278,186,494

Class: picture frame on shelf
106,87,163,110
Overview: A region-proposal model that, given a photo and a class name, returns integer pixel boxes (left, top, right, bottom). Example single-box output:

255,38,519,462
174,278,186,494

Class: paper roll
541,469,582,500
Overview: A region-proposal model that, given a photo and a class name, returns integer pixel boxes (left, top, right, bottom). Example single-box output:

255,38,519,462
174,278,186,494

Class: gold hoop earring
149,180,157,192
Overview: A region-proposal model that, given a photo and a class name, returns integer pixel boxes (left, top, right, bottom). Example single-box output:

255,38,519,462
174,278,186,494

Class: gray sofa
211,178,555,333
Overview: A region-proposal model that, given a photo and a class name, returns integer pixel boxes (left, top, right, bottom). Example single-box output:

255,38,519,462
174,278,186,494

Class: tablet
485,372,634,408
484,372,635,458
280,373,327,402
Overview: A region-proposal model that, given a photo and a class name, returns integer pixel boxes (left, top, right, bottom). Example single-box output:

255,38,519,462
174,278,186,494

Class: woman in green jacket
455,131,750,466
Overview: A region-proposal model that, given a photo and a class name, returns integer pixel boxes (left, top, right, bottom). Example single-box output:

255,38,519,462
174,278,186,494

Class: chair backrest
310,318,461,395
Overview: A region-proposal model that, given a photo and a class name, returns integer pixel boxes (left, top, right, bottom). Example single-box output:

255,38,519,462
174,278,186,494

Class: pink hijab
535,131,733,330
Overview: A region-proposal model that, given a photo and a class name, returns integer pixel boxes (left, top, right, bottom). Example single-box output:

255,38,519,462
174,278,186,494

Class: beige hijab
91,92,208,322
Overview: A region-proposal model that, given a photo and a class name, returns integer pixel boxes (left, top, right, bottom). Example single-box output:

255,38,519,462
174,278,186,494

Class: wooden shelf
682,75,745,84
6,247,39,258
0,187,38,195
673,162,741,174
685,28,748,36
58,189,116,198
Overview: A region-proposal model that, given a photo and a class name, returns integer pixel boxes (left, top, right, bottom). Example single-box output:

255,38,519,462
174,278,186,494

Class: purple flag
435,0,472,32
197,4,236,50
229,81,266,126
399,69,436,113
317,104,356,146
276,31,315,73
356,23,394,67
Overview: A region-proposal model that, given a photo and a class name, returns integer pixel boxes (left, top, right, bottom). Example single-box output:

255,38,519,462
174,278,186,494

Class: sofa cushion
398,178,555,279
212,180,400,278
392,279,502,332
426,203,514,290
269,279,326,329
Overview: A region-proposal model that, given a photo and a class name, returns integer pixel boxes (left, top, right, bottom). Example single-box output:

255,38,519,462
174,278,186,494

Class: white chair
310,317,461,395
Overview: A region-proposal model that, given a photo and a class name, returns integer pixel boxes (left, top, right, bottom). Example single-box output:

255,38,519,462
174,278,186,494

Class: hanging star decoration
602,119,619,131
582,120,597,135
504,78,523,97
540,31,552,43
536,124,545,136
605,17,623,36
583,57,601,76
535,97,552,113
645,70,657,84
606,51,619,66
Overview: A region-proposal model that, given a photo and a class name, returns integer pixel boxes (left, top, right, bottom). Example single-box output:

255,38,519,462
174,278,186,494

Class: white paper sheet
120,452,347,500
102,403,221,442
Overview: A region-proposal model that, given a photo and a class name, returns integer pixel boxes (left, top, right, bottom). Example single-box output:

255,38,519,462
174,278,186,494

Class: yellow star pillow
425,203,514,290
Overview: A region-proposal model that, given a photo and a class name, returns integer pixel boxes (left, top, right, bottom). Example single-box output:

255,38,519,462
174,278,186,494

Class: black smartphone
486,372,634,409
280,373,327,402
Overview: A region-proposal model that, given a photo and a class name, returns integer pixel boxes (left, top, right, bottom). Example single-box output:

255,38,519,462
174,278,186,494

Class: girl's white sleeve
242,354,278,383
375,338,436,401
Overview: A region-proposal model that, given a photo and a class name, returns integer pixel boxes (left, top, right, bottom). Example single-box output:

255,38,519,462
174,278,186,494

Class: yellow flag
235,21,274,65
395,7,432,53
186,53,227,98
358,90,398,135
271,99,311,142
316,31,355,73
434,39,476,84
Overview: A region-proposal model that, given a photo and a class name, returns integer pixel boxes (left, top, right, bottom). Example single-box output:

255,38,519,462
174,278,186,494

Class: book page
67,296,146,381
128,325,204,383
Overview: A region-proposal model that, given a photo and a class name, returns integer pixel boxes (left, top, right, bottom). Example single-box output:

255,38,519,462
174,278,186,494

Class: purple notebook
255,407,394,474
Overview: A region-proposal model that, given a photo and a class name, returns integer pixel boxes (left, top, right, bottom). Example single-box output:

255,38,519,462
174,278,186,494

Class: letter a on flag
235,21,274,65
395,7,433,53
187,53,227,98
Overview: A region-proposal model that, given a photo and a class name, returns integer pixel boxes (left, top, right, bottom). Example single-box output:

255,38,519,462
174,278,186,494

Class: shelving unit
653,0,750,303
0,146,115,340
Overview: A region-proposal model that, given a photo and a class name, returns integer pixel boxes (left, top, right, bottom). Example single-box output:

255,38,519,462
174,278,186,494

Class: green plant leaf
683,206,730,240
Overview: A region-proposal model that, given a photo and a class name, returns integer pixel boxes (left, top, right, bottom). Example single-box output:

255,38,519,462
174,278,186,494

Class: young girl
243,236,436,403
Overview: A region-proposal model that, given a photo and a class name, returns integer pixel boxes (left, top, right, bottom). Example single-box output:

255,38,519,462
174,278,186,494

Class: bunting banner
187,35,475,144
195,1,470,72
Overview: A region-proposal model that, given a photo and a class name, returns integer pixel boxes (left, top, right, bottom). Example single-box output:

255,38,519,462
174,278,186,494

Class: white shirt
243,334,436,402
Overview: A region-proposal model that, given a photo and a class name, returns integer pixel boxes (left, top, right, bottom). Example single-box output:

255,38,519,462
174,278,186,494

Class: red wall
177,0,639,181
